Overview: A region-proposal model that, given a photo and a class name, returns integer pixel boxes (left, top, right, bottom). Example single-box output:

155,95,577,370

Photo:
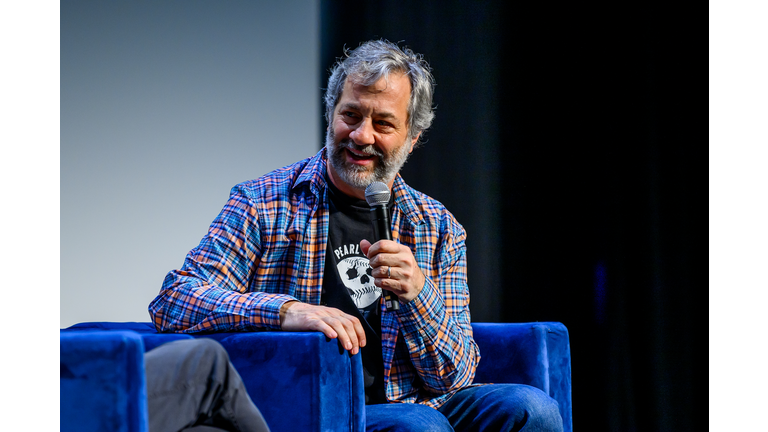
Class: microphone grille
365,182,391,207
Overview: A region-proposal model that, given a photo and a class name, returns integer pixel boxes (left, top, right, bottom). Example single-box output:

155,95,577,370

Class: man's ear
409,133,421,153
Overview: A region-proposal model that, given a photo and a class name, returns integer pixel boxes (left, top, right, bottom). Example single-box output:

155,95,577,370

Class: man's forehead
346,72,411,94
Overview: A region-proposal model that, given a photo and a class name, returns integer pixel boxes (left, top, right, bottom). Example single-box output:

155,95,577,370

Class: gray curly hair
324,40,436,146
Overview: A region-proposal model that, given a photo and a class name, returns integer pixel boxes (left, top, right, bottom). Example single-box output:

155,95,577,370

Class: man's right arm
148,186,298,333
148,185,368,353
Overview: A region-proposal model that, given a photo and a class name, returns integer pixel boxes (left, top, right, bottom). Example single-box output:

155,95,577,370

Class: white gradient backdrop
61,0,320,327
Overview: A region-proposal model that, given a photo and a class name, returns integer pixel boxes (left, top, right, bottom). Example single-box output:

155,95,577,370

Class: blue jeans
366,384,563,432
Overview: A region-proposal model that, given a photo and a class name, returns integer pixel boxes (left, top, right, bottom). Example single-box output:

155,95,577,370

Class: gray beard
324,127,411,191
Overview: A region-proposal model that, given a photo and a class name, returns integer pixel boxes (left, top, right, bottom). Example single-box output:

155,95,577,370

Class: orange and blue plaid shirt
148,149,480,408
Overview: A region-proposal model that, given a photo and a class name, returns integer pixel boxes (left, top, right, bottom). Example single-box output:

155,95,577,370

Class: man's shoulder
395,178,465,237
231,150,325,201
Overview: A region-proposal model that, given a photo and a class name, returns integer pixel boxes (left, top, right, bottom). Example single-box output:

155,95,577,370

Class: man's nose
350,118,375,146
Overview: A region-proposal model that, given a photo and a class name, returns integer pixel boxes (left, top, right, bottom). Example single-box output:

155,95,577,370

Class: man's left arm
362,228,480,395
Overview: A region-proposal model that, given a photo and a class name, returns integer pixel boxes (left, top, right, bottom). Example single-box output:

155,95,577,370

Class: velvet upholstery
472,322,572,432
60,331,149,432
61,322,572,432
62,322,364,432
197,331,365,432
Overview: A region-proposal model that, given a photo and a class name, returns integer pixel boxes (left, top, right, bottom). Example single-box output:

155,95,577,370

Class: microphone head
365,182,390,207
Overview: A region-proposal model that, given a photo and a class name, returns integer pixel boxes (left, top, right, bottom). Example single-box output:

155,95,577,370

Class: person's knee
495,385,563,432
367,403,454,432
189,338,230,364
185,338,231,379
150,338,232,385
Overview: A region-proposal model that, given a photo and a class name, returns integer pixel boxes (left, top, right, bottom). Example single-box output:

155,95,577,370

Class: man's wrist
397,278,445,329
279,300,298,328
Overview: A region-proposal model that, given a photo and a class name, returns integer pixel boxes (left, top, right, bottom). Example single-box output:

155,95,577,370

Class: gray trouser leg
145,338,270,432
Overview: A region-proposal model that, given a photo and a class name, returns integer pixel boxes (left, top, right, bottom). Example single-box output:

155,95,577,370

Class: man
149,39,563,431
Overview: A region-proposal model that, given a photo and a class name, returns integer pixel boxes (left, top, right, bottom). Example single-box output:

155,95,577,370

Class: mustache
337,139,385,158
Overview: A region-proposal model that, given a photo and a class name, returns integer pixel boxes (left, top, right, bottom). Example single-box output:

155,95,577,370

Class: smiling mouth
345,147,377,161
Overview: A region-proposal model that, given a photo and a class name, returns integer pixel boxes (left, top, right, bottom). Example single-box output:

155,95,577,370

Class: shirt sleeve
394,222,480,395
148,186,297,333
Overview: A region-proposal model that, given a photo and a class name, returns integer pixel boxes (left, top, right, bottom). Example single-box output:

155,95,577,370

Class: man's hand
280,301,366,355
360,239,425,303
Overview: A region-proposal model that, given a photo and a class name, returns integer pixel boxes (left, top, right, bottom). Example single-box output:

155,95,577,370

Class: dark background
321,1,706,431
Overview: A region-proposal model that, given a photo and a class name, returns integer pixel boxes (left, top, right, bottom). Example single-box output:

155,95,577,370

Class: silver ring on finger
387,266,392,278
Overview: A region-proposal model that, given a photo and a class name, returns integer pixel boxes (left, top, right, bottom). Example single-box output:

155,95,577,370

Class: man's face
325,72,419,199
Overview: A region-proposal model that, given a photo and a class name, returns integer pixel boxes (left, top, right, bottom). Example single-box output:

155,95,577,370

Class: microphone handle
371,204,399,311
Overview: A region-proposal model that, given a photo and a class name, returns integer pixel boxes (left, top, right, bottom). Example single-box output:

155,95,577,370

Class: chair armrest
60,331,149,432
472,322,572,432
198,331,365,432
61,323,365,431
63,321,193,351
63,323,365,431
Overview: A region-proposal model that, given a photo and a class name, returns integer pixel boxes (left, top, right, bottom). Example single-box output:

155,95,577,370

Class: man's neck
326,163,366,200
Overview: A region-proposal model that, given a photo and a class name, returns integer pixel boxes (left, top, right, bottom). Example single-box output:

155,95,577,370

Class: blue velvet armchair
60,322,572,432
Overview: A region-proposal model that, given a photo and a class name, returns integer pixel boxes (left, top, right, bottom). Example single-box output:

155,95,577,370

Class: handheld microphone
364,181,400,312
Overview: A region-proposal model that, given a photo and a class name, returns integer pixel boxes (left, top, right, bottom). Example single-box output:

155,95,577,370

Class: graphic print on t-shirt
332,243,382,310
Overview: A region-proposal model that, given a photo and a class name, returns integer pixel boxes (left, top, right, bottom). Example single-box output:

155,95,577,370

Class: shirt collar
292,148,328,198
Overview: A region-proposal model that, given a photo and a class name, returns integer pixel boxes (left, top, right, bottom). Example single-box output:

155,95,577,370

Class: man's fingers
282,303,368,353
313,320,339,340
360,239,372,256
363,241,426,303
364,239,401,259
316,312,365,354
376,265,393,279
326,316,362,354
350,314,367,348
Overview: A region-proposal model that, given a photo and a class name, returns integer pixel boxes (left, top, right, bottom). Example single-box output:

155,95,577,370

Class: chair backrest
472,322,573,432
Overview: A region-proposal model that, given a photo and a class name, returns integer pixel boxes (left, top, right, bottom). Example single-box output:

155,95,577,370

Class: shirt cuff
248,293,299,330
395,277,445,333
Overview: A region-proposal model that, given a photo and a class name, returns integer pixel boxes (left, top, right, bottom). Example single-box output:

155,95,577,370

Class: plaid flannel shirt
148,148,480,409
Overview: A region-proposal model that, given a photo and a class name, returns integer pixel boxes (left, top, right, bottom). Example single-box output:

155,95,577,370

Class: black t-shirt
322,175,393,405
